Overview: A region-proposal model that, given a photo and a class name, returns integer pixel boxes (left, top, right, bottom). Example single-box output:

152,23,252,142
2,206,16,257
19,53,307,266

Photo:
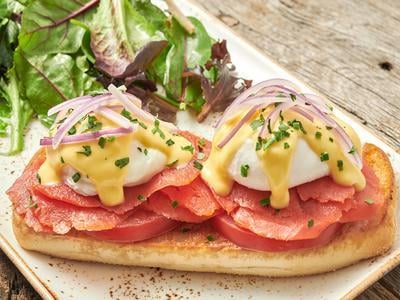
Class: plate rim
0,0,399,298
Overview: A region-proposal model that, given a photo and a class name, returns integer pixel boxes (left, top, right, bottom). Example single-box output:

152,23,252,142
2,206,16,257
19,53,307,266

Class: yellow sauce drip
38,113,193,206
201,108,365,209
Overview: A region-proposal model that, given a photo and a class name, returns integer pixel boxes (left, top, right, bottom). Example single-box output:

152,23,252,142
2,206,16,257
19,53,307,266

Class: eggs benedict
202,79,365,209
37,84,194,206
7,79,396,277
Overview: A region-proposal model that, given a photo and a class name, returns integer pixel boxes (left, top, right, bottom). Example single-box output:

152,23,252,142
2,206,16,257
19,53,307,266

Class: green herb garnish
77,145,92,156
85,115,102,132
68,126,77,135
171,200,179,208
98,137,106,149
206,235,215,241
151,119,165,139
181,144,194,154
121,109,133,121
320,152,329,161
240,164,250,177
307,219,314,228
131,118,148,129
290,93,297,102
137,194,146,202
198,138,206,150
250,114,265,130
193,161,203,170
143,148,148,156
72,172,81,183
329,137,334,142
166,139,175,146
315,131,322,139
288,119,307,134
337,160,344,171
284,142,290,149
260,198,270,207
348,146,356,155
60,156,65,163
166,159,179,167
115,157,129,169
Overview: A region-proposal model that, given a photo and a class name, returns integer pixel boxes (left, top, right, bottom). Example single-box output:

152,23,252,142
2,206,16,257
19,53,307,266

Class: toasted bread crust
12,144,396,277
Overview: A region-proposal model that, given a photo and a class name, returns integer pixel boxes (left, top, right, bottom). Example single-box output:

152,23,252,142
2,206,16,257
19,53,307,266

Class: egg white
64,140,167,196
228,138,329,191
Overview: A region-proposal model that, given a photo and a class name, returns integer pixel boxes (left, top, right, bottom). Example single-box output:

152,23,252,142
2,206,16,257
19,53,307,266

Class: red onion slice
217,105,261,148
216,95,290,129
48,95,93,116
259,101,296,138
40,127,135,146
52,95,116,149
96,107,133,129
108,84,152,123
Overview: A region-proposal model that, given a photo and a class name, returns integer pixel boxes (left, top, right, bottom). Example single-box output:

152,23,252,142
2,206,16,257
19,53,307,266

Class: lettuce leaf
0,69,33,154
90,0,167,78
14,49,103,115
18,0,98,56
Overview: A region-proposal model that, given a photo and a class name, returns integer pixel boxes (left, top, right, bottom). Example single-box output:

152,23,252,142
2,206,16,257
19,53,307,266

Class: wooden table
1,0,399,298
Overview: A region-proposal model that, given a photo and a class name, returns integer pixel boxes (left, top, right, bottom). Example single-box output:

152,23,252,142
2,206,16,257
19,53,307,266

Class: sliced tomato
212,214,341,252
86,209,179,243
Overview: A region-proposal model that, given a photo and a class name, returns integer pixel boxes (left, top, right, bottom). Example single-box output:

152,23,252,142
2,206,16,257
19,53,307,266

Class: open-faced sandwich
8,79,396,277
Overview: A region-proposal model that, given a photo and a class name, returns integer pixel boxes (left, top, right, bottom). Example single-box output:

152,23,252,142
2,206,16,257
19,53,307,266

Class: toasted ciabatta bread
12,143,396,277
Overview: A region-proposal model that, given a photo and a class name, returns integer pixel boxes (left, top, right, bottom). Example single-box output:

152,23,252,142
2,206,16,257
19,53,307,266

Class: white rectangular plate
1,0,399,299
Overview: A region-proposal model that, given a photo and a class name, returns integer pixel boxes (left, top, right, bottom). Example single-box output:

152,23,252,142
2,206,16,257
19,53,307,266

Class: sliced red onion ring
291,107,314,121
259,101,296,138
216,95,290,129
40,127,135,146
216,79,363,169
217,105,261,148
52,94,118,149
332,122,363,167
215,79,301,128
96,107,133,129
302,93,331,113
48,95,93,116
108,84,152,123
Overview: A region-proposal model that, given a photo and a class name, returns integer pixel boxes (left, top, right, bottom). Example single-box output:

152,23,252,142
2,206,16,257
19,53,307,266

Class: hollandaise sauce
202,108,365,209
38,112,193,206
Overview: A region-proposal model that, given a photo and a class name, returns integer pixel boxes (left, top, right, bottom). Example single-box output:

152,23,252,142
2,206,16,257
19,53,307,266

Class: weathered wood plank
358,281,398,300
198,0,400,149
0,251,39,299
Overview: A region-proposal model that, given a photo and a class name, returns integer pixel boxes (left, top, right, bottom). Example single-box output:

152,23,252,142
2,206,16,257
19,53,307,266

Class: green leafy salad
0,0,249,155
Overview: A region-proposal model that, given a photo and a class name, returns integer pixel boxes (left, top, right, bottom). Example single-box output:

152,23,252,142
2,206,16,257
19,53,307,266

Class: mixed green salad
0,0,249,155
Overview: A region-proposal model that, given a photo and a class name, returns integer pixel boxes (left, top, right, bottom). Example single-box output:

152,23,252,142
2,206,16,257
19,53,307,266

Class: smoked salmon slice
28,131,209,215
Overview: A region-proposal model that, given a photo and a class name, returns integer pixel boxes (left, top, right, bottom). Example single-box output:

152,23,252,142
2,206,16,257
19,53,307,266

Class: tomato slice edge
86,210,180,243
212,213,341,252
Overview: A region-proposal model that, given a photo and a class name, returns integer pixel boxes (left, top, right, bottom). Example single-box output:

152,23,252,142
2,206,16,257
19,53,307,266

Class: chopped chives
72,172,81,183
240,164,250,177
115,157,130,169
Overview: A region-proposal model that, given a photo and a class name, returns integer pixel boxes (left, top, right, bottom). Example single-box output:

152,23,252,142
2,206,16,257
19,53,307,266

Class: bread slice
12,143,396,277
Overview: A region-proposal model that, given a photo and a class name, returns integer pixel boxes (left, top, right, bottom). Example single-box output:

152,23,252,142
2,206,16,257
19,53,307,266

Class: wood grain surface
1,0,399,299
